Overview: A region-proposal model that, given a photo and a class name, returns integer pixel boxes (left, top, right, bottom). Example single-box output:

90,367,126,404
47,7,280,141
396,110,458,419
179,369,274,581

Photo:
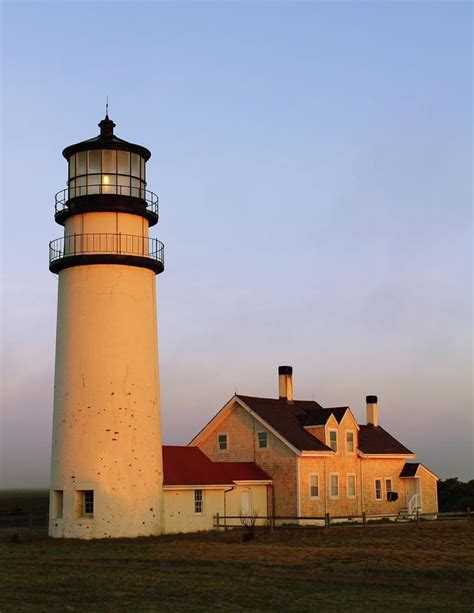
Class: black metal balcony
49,233,164,275
54,182,159,227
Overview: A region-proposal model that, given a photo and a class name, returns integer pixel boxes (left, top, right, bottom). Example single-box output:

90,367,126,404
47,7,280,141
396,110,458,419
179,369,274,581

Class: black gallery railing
54,183,159,217
49,233,165,267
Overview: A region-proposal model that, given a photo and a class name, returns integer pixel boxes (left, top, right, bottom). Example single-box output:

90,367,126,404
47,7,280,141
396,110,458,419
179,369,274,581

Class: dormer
299,407,359,454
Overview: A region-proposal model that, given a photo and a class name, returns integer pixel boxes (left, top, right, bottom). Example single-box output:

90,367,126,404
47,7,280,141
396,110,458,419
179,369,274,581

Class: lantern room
55,115,158,226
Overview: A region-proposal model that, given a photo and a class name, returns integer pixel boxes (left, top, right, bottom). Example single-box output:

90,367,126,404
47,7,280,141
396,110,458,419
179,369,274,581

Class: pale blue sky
1,1,472,486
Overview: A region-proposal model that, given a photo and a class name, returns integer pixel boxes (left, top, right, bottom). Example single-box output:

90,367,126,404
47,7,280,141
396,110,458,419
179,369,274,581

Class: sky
1,1,472,487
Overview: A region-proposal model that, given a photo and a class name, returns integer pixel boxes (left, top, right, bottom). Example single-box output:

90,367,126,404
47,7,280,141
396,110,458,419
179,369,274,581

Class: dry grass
1,519,473,611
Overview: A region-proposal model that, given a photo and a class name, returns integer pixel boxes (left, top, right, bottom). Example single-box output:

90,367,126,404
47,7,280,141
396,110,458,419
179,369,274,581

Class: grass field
1,491,473,612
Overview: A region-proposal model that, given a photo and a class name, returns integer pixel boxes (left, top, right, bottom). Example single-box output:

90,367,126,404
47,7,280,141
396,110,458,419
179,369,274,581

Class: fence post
362,512,366,528
215,512,219,530
325,512,330,533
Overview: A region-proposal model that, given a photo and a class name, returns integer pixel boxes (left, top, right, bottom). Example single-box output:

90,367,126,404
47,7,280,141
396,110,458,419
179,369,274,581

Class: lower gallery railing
49,233,164,267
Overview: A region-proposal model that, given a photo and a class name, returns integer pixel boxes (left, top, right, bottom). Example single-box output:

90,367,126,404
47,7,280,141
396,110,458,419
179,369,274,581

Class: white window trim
329,473,340,499
347,473,357,499
257,430,269,450
374,478,383,502
328,429,338,453
345,430,355,455
217,432,229,453
194,489,204,515
309,473,320,500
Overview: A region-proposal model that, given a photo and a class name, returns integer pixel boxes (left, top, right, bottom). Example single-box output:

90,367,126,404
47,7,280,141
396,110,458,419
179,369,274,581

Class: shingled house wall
419,468,438,515
197,403,297,517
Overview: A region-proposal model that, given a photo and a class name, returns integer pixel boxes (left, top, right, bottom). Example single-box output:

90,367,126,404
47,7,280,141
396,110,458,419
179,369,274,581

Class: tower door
241,490,251,516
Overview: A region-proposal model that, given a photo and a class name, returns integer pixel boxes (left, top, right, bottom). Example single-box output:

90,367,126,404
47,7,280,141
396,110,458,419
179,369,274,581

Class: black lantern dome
55,115,158,226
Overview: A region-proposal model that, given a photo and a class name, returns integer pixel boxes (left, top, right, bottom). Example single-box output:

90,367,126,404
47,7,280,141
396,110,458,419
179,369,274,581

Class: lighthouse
48,114,164,538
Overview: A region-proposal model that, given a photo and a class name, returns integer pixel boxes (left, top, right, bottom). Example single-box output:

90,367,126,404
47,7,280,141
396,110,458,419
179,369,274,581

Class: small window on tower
82,490,94,516
218,434,228,452
257,431,268,449
53,490,63,519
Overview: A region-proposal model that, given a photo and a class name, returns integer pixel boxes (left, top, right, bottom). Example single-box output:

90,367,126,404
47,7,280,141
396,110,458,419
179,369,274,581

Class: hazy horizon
1,2,472,488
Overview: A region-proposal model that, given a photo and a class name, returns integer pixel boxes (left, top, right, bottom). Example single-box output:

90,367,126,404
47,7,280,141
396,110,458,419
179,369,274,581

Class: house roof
162,445,271,486
237,395,412,455
400,463,420,477
358,425,413,455
237,395,333,452
297,406,349,427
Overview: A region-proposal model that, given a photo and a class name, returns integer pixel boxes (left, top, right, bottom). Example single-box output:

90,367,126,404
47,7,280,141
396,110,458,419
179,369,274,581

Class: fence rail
0,513,49,530
0,510,470,532
213,510,472,530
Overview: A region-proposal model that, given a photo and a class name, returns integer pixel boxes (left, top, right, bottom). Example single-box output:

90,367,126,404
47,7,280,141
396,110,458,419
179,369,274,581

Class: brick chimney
278,366,293,402
366,395,379,427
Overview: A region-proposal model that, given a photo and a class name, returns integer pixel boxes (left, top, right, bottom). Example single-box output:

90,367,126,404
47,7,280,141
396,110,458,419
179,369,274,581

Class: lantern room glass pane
101,174,116,194
76,175,86,196
68,155,76,180
102,150,116,174
131,153,140,178
68,178,76,199
88,150,101,174
76,152,86,176
117,174,130,196
131,177,144,198
87,173,100,195
140,158,145,181
117,151,130,175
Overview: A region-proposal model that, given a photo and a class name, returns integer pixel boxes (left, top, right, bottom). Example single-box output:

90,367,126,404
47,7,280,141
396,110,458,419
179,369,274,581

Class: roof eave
357,451,416,459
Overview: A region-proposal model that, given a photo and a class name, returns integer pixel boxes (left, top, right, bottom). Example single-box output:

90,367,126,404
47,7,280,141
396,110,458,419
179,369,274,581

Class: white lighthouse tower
48,114,164,538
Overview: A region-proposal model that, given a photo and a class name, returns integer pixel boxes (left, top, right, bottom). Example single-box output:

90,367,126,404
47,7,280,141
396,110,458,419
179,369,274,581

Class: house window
375,479,383,501
385,478,393,494
347,474,356,498
257,431,268,449
328,430,338,452
346,431,355,454
330,474,339,499
53,490,63,519
194,489,203,514
309,474,319,499
218,434,228,452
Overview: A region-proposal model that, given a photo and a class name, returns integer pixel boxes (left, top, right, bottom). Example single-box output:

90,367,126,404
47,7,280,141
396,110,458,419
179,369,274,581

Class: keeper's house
187,366,438,523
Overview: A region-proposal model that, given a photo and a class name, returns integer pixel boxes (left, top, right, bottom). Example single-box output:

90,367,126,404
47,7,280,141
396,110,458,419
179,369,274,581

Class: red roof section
162,446,271,486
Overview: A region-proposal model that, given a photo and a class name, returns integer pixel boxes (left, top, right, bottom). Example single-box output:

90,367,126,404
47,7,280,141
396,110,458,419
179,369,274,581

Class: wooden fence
213,510,471,531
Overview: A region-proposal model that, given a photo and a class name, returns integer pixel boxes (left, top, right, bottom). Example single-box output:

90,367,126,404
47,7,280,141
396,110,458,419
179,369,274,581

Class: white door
406,479,416,506
406,478,421,511
241,490,251,516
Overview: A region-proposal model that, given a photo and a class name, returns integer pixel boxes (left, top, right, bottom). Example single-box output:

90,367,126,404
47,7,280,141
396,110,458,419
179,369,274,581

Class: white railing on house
408,493,421,516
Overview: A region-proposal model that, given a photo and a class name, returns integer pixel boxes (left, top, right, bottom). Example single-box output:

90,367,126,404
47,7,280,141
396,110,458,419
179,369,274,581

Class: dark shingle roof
237,395,412,455
358,425,413,455
237,396,332,452
298,406,349,427
163,446,271,486
400,463,420,477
